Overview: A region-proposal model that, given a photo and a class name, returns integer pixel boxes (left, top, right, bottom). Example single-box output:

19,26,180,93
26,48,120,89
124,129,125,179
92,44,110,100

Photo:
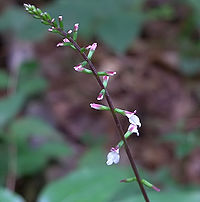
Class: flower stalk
24,4,151,201
120,177,160,192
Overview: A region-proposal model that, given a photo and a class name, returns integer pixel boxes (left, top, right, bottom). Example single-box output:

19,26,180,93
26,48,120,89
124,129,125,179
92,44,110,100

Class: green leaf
0,93,25,128
122,190,200,202
180,57,200,76
160,132,183,143
0,144,8,185
38,166,125,202
0,70,9,89
18,76,47,97
9,117,71,176
38,148,135,202
17,61,47,97
0,189,24,202
97,14,144,53
1,0,147,52
0,6,47,41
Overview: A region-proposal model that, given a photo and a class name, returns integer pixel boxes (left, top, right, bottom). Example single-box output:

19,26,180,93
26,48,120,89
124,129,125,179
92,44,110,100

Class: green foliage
17,61,47,96
0,6,47,41
0,189,24,202
0,60,70,183
0,70,9,89
161,130,200,159
0,0,147,52
0,61,46,129
0,145,8,185
38,167,124,202
38,148,131,202
122,190,200,202
180,56,200,76
0,93,25,128
38,148,200,202
148,4,174,20
7,117,71,176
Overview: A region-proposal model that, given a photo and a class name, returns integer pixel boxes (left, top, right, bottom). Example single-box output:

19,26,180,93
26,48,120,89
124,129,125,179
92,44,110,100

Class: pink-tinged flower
58,15,63,21
68,29,72,34
106,147,120,165
103,75,109,83
97,92,104,101
56,43,64,47
74,23,79,32
106,71,117,76
152,186,160,192
48,26,55,32
86,45,92,50
90,103,103,110
90,43,97,51
74,64,84,72
51,18,55,23
63,38,70,43
128,124,139,136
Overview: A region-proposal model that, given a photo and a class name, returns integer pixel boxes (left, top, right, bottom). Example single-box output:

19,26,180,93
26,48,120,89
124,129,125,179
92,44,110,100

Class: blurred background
0,0,200,201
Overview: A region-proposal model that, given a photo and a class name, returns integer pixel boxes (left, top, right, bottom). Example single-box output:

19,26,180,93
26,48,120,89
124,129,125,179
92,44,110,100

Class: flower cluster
24,4,159,193
90,103,141,165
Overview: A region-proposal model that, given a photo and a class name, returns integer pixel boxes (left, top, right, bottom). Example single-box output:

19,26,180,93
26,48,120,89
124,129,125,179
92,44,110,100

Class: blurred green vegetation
0,61,71,197
0,0,200,201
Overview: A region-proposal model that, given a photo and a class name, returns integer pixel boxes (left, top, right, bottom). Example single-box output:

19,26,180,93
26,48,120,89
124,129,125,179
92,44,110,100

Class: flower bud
58,15,63,29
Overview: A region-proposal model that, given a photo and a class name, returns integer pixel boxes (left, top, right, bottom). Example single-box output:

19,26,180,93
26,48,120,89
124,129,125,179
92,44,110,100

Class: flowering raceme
24,4,160,199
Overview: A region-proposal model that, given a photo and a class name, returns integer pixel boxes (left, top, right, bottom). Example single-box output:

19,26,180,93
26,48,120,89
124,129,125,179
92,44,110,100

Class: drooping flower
90,43,97,51
125,110,141,136
106,147,120,165
63,38,70,43
74,64,85,72
128,124,139,136
125,110,141,127
56,42,64,47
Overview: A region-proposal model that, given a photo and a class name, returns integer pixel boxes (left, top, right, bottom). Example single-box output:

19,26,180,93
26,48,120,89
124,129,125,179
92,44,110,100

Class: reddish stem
56,28,150,202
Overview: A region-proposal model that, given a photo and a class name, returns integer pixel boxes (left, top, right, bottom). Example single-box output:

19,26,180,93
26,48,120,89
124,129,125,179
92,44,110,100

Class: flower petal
129,114,141,127
113,153,120,164
106,159,113,165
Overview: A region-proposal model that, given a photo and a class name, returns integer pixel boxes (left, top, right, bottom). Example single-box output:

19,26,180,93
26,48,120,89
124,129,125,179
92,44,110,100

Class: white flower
126,113,141,127
106,147,120,165
125,111,141,136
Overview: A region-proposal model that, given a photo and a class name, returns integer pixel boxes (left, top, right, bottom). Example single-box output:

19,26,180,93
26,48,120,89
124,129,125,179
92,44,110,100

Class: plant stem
57,28,150,202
